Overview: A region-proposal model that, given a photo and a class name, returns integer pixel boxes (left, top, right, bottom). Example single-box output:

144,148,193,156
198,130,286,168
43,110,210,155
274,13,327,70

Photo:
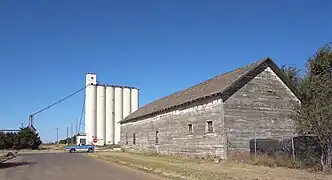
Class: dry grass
40,144,66,151
89,152,332,180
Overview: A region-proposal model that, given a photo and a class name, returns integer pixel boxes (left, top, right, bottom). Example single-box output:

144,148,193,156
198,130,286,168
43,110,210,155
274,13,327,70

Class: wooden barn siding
223,66,298,153
120,96,226,158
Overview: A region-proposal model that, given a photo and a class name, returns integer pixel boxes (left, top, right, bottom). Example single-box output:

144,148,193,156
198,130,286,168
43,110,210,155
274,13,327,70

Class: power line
30,84,90,117
29,84,92,128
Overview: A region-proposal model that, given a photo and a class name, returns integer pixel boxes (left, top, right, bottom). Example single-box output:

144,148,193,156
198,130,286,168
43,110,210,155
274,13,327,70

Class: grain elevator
84,73,139,146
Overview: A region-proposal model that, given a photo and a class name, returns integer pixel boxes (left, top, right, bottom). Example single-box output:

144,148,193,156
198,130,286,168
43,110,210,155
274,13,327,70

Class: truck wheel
88,148,93,153
69,149,75,153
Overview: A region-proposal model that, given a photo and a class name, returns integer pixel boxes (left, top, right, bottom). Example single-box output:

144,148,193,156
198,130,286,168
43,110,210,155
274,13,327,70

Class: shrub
0,127,42,150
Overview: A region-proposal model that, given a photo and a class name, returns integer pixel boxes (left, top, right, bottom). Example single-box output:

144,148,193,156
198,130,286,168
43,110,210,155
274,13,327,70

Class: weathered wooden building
119,58,300,159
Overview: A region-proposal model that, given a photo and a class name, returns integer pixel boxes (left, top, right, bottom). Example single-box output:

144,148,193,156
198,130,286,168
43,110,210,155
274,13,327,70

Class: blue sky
0,0,331,142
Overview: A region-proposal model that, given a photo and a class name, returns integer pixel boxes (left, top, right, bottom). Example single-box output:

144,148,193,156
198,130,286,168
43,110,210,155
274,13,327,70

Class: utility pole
66,126,69,144
75,119,78,135
71,123,73,144
56,128,59,144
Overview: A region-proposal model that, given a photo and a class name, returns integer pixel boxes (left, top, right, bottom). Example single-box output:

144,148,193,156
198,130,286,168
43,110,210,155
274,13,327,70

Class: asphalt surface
0,152,164,180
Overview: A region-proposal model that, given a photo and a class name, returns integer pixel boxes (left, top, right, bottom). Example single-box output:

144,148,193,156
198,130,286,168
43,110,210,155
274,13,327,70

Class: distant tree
281,65,301,83
290,43,332,171
4,132,19,149
59,135,77,145
16,127,42,149
0,132,5,149
280,64,304,94
59,138,68,144
0,127,42,150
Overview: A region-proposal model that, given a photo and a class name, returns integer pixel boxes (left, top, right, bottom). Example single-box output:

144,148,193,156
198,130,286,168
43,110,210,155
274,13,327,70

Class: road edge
87,154,174,180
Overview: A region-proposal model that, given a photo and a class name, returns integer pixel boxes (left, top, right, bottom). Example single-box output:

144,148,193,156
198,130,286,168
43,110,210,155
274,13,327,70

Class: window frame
188,124,193,134
206,120,214,133
155,131,159,145
133,133,136,145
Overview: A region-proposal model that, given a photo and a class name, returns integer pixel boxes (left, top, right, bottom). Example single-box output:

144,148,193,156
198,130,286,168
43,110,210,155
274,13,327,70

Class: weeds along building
119,58,300,159
84,73,139,145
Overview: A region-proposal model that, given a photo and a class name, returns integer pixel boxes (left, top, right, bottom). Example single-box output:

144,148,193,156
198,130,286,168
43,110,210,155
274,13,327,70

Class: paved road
0,152,164,180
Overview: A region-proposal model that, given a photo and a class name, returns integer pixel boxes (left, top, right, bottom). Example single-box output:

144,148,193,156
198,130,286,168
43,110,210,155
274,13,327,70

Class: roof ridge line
120,57,271,123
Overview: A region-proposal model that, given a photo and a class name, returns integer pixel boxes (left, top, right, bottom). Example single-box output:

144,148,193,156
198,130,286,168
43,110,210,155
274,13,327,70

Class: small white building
76,134,88,145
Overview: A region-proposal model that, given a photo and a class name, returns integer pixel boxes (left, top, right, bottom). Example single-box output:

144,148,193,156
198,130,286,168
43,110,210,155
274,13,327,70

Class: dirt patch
89,152,332,180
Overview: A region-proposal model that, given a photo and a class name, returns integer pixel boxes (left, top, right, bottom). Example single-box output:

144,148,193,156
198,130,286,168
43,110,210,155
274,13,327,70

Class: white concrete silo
122,88,131,119
105,86,115,145
85,73,97,144
96,85,106,146
130,88,139,113
114,87,123,144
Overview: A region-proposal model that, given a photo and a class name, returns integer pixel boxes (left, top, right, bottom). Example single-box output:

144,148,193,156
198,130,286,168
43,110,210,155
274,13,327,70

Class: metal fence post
254,130,257,157
291,136,296,161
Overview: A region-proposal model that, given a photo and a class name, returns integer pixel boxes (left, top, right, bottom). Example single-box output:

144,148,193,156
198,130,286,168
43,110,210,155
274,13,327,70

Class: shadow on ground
0,161,36,169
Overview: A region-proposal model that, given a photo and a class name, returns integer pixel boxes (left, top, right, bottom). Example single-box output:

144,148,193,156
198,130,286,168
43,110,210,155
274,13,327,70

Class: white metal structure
84,73,139,145
130,88,139,113
96,85,106,146
85,73,97,144
122,88,131,119
114,87,123,144
105,86,114,144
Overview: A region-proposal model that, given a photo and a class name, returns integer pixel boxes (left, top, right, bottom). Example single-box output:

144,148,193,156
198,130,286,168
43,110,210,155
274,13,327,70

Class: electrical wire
30,84,91,116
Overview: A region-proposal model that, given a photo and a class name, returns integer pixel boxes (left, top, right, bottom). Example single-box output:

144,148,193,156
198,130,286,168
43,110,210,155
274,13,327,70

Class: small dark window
91,77,94,79
267,90,277,95
155,131,159,145
207,121,213,133
188,124,193,134
125,133,128,145
133,133,136,145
